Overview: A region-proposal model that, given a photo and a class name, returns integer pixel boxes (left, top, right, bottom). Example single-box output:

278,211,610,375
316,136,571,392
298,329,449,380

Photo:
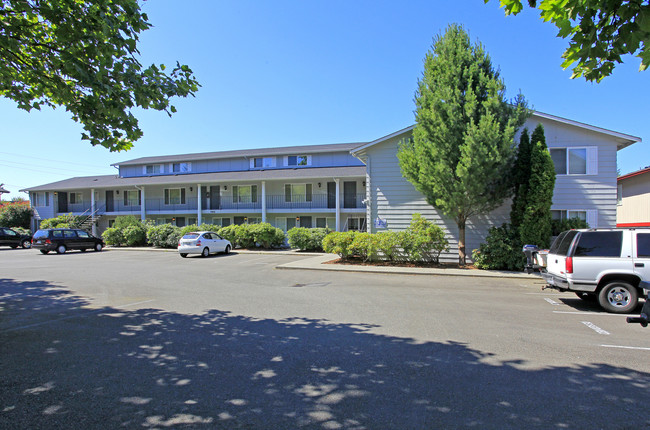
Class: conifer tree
510,128,532,229
398,24,528,265
520,124,556,248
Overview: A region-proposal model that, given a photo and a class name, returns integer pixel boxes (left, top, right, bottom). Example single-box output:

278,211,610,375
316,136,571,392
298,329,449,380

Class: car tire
224,245,231,254
40,249,49,255
598,281,638,314
56,244,67,255
94,243,103,252
21,239,32,249
180,253,188,258
575,292,597,302
201,247,210,258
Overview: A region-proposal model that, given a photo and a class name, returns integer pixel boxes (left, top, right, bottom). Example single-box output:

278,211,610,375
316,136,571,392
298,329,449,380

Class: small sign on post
374,218,387,229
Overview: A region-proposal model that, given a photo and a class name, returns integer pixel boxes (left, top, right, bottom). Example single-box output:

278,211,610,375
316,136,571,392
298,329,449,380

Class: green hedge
0,203,32,229
287,227,330,251
101,216,148,246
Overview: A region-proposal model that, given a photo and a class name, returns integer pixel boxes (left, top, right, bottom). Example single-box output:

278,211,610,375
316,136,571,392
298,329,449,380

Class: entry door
58,192,68,212
210,186,221,210
327,182,336,209
299,216,312,228
343,181,357,208
105,191,114,212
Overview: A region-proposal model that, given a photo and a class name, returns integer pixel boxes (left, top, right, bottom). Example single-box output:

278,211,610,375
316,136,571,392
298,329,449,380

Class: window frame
284,183,313,203
549,146,596,176
69,192,83,204
231,185,258,204
284,155,311,167
172,162,191,173
164,188,186,205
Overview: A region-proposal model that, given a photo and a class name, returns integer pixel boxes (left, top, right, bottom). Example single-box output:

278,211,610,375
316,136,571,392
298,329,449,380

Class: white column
335,178,341,232
91,188,96,236
197,184,202,226
140,186,146,221
261,181,267,223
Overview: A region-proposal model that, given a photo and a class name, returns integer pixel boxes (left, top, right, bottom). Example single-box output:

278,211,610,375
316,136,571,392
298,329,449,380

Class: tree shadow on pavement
1,278,649,429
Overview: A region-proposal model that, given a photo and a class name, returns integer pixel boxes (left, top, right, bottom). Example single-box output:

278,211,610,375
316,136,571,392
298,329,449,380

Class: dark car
32,228,104,254
0,227,32,249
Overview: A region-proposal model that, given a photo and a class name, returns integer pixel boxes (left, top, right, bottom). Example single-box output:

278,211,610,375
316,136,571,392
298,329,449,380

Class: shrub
122,224,148,246
102,227,124,246
218,225,239,247
472,223,524,270
551,217,588,236
376,231,406,261
40,213,83,229
147,224,181,248
402,213,449,263
287,227,329,251
322,231,358,259
113,215,142,230
349,232,381,262
235,224,256,248
250,223,286,248
0,203,32,229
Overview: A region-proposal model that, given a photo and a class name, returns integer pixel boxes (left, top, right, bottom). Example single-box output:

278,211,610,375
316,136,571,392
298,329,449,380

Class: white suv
541,228,650,313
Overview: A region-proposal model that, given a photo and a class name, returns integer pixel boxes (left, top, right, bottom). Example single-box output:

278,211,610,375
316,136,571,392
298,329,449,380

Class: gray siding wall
119,152,363,178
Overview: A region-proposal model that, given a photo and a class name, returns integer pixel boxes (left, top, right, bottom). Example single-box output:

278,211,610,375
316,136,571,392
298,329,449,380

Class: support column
197,184,202,226
91,188,96,236
261,181,267,223
140,186,146,221
335,178,341,232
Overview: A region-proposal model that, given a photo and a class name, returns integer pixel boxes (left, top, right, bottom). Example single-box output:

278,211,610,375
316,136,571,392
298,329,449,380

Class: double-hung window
164,188,186,205
145,164,162,175
285,184,312,203
232,185,257,203
549,147,597,175
172,162,191,173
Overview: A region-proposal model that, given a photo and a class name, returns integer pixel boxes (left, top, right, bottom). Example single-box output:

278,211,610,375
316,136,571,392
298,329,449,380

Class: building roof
351,111,642,155
618,165,650,182
0,184,9,194
113,142,364,167
21,166,367,192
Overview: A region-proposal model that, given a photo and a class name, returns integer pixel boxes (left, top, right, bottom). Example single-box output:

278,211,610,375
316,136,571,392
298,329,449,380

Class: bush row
287,227,331,252
322,214,449,263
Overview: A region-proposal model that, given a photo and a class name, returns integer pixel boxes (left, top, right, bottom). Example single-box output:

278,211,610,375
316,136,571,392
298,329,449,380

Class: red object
566,257,573,274
616,222,650,227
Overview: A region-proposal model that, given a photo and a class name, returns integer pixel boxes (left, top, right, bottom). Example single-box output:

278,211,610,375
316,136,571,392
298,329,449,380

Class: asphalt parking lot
1,248,650,428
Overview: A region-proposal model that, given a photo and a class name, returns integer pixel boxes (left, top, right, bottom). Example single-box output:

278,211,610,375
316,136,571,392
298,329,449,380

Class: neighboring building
617,166,650,227
0,184,9,199
23,110,640,261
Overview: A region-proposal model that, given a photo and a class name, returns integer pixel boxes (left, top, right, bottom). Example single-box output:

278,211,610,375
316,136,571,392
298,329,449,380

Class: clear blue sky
2,0,648,200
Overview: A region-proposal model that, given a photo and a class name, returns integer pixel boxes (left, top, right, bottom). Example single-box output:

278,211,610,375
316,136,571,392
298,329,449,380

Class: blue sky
2,0,648,200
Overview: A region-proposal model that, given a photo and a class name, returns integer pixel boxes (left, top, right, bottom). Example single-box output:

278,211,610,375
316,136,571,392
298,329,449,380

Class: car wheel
21,239,32,249
56,244,67,255
40,249,49,255
94,243,103,252
201,247,210,258
180,253,188,258
224,245,231,254
575,292,597,302
598,281,638,314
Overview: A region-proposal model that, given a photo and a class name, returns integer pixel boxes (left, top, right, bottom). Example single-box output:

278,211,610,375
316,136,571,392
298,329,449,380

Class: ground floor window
551,209,597,227
208,217,231,227
347,217,367,232
316,217,335,229
234,216,260,225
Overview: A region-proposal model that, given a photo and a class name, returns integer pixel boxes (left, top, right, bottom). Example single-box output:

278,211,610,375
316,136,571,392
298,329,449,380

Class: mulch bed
323,257,478,270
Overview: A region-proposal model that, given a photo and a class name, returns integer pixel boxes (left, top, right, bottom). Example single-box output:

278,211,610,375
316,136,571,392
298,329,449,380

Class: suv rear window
574,231,623,257
638,233,650,258
33,230,49,239
551,230,579,256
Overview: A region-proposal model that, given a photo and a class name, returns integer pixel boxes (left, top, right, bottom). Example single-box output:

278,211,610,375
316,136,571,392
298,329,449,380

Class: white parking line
553,311,623,316
601,345,650,351
544,298,560,305
582,321,610,335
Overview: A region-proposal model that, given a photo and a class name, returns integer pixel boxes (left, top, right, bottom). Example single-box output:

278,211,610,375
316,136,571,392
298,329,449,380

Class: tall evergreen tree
398,24,529,265
510,128,532,229
520,124,556,248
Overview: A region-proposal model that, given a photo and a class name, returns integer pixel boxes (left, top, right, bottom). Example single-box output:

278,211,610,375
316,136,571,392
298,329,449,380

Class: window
637,234,650,258
284,184,312,202
574,231,623,257
232,185,257,203
553,230,579,256
108,219,115,228
549,147,596,175
210,217,231,227
284,155,311,167
552,210,587,222
164,188,186,205
347,217,367,232
63,230,77,238
233,216,259,225
172,162,191,173
124,190,139,206
77,231,90,238
145,164,162,174
69,192,83,204
2,228,17,236
617,184,623,206
32,192,49,207
252,157,275,168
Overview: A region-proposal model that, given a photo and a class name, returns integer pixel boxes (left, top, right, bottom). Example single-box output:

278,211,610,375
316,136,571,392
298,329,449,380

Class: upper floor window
69,192,83,204
124,190,140,206
284,155,311,167
172,162,191,173
285,183,312,202
251,157,276,168
617,184,623,206
232,185,258,203
164,188,186,205
145,164,163,175
549,147,597,175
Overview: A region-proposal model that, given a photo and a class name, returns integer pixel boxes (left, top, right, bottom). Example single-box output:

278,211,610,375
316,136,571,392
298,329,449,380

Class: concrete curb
105,246,325,257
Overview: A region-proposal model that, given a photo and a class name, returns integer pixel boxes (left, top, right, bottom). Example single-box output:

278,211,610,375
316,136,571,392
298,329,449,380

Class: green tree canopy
486,0,650,82
0,0,200,151
398,24,529,265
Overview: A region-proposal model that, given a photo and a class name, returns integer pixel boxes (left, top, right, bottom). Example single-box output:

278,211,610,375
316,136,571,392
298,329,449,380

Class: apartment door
327,182,336,209
343,181,357,208
210,186,220,210
105,191,114,212
58,192,68,212
299,216,312,228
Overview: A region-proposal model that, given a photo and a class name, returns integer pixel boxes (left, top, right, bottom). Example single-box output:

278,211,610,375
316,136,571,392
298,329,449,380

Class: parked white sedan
178,231,232,258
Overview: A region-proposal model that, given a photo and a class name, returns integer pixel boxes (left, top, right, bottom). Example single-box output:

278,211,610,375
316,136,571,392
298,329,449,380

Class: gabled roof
618,166,650,182
350,111,641,155
113,142,363,167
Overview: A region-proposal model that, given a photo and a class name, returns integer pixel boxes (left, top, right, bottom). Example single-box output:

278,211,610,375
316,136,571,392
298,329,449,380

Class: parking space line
601,344,650,351
544,298,560,305
582,321,610,335
553,311,623,316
